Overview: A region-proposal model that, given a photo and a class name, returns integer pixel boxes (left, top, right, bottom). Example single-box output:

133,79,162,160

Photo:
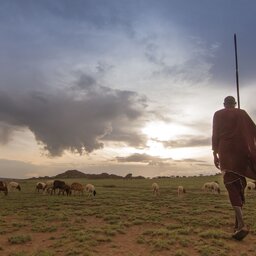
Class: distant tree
124,173,133,179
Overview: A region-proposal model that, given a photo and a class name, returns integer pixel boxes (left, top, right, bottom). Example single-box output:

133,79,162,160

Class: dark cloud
0,74,151,156
116,153,172,163
196,163,214,167
115,153,207,167
0,122,17,144
174,158,206,163
162,136,211,148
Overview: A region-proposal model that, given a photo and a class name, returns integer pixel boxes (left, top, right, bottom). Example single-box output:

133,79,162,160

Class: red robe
212,108,256,179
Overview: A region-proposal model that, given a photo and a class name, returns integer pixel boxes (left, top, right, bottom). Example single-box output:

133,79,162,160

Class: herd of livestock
0,180,96,197
1,179,256,197
152,180,256,196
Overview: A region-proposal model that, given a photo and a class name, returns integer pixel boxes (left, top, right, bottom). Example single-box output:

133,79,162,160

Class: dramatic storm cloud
0,73,151,156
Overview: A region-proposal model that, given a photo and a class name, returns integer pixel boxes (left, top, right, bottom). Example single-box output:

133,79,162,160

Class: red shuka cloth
212,108,256,180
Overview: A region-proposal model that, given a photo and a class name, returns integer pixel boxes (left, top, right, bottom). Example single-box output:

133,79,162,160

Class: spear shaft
234,33,240,109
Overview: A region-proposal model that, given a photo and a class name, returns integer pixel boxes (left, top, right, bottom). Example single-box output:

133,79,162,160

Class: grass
0,175,255,255
8,234,31,244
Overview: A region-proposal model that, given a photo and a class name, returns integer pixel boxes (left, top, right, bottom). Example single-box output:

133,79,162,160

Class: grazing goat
8,181,21,191
85,184,96,197
202,181,220,194
44,180,54,194
246,181,256,190
152,182,160,196
70,182,85,195
0,181,8,195
52,180,71,196
177,185,186,196
246,181,256,196
36,182,46,192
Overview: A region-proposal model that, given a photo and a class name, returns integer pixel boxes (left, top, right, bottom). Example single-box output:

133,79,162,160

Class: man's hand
213,151,220,169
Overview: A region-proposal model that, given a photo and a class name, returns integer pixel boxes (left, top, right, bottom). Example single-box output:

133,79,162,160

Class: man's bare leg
232,206,249,241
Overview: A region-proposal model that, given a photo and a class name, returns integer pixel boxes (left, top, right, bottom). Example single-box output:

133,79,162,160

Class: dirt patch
95,225,152,256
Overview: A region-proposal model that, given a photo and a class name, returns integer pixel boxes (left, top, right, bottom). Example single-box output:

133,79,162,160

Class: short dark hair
224,96,236,105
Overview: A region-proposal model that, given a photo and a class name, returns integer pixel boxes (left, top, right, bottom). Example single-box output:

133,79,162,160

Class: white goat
86,184,96,197
152,182,160,196
36,182,46,192
202,181,220,194
44,180,54,194
246,181,256,191
8,181,21,191
177,185,186,196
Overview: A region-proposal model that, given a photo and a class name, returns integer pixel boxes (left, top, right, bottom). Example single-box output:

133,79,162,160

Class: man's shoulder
214,108,226,115
214,108,245,115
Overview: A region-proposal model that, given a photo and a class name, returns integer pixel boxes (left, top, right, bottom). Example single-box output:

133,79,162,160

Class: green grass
0,175,255,255
8,234,31,244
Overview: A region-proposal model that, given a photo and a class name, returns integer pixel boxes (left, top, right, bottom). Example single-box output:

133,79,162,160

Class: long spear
234,33,240,109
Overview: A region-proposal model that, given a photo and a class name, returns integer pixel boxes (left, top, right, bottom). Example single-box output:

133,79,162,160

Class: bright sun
142,121,192,141
142,121,197,159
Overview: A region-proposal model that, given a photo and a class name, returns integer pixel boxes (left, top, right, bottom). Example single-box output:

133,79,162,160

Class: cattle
0,181,8,195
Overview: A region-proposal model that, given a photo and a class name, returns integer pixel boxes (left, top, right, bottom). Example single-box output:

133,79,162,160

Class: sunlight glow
142,121,193,141
144,139,206,160
141,121,206,160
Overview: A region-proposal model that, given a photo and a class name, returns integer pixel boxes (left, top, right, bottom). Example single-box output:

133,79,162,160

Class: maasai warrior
212,96,256,240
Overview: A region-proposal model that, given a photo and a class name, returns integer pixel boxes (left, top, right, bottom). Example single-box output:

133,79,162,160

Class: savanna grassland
1,175,256,256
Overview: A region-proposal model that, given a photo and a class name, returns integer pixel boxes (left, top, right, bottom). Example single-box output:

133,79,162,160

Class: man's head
224,96,236,108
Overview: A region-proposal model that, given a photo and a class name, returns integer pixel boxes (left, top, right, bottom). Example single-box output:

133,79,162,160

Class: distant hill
54,170,127,179
26,170,146,180
55,170,88,179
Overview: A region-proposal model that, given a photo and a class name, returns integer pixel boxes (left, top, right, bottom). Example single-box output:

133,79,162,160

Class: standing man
212,96,256,240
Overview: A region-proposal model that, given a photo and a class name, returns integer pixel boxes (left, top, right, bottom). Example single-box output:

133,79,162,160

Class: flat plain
1,175,256,256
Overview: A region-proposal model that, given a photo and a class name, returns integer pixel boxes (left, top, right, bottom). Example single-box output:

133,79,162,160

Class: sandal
232,228,249,241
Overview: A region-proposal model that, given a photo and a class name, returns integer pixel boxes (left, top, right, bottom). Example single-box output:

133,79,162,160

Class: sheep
35,182,46,192
246,181,256,191
70,182,85,195
211,182,220,194
44,180,54,194
0,181,8,195
85,184,96,197
152,182,160,196
202,181,220,194
8,181,21,191
246,181,256,197
45,180,54,187
202,182,212,192
177,185,186,196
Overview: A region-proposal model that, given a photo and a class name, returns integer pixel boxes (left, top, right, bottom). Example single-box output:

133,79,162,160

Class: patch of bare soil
95,225,153,256
0,215,106,255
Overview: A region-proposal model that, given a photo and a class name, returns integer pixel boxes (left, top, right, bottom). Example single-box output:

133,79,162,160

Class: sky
1,0,256,179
